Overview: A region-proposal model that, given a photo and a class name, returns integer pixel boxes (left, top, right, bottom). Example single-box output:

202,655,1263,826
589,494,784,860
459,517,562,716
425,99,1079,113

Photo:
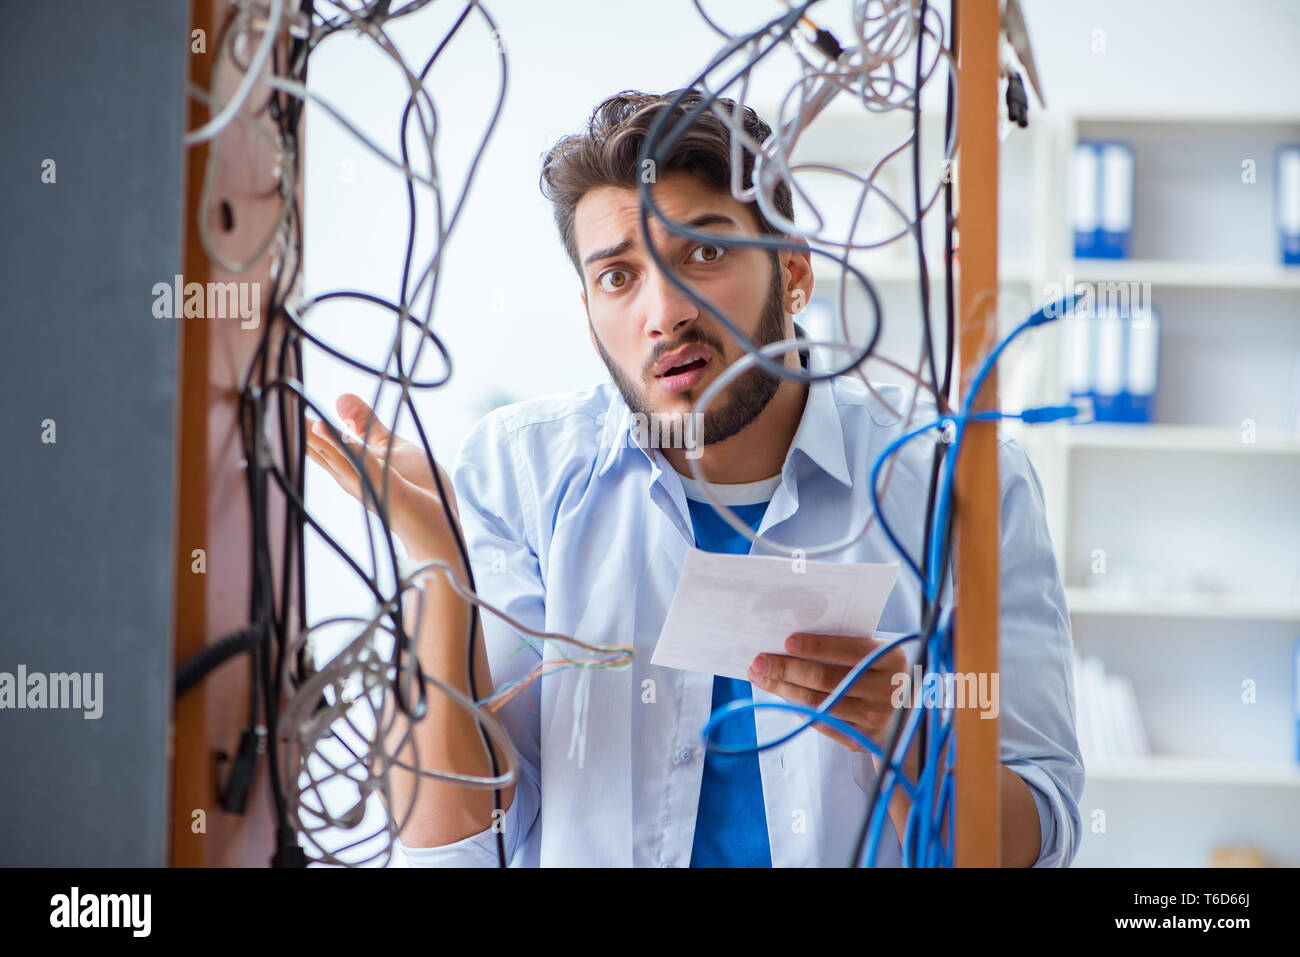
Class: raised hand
305,394,461,563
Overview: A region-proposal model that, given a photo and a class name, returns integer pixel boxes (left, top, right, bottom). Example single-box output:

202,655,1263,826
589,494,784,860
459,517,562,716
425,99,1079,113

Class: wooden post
170,0,299,866
953,0,1002,867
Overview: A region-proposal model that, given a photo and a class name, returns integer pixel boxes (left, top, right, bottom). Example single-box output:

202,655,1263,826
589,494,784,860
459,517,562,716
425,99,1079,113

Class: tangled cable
177,0,629,868
664,1,1083,867
176,0,1076,869
642,0,963,866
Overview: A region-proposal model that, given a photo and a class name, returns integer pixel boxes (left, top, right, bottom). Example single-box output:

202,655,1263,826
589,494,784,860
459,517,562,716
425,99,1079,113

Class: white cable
183,0,285,146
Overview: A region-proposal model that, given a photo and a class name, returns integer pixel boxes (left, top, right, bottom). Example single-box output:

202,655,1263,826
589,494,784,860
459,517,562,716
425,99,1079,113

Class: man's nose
642,265,698,340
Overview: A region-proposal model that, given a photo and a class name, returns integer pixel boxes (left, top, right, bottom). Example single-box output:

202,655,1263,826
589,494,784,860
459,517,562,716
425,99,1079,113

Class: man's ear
781,236,815,314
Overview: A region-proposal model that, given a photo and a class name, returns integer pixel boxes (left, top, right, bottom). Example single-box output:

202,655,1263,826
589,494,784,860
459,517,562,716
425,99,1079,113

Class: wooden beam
953,0,1002,867
170,0,299,867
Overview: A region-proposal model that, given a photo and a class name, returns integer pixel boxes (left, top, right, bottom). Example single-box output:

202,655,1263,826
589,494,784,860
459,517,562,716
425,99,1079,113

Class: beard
593,251,787,447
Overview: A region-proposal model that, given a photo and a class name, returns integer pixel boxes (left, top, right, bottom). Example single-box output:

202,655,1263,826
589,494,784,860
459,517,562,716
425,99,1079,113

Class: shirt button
660,860,673,868
675,746,693,764
778,751,786,771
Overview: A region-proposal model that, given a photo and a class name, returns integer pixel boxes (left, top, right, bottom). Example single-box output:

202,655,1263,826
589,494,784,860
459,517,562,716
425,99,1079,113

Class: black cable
387,0,510,869
286,0,508,866
912,0,943,410
940,0,957,406
849,1,961,866
910,0,957,864
175,626,261,698
910,441,944,862
851,497,954,867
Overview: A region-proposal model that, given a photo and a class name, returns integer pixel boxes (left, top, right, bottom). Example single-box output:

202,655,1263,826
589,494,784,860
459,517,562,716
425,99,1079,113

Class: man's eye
597,269,631,293
689,243,726,264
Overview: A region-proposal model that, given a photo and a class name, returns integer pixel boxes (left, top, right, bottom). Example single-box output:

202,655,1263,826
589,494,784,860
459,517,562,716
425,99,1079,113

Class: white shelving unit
1067,258,1300,292
1061,423,1300,454
774,98,1300,866
1065,587,1300,623
1033,112,1300,868
1088,756,1300,789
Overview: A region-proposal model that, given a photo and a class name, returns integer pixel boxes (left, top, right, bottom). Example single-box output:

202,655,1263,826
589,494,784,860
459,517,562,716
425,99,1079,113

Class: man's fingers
335,393,391,443
787,632,909,675
749,672,823,709
310,415,385,457
307,426,412,509
754,653,898,701
307,438,363,501
310,420,378,481
309,417,350,458
350,439,411,501
752,654,843,693
750,671,893,723
306,427,351,476
305,434,343,478
312,406,443,499
747,672,889,752
783,632,871,666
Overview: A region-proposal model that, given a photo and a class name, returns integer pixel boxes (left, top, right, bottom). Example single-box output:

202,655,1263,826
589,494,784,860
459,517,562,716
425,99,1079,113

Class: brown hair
539,88,793,285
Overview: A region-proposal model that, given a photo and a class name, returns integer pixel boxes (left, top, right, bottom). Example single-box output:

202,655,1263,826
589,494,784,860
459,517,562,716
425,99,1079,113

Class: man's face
575,169,805,446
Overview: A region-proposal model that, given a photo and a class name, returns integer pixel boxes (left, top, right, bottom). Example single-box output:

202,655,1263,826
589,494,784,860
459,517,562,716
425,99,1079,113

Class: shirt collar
595,323,853,490
784,367,854,489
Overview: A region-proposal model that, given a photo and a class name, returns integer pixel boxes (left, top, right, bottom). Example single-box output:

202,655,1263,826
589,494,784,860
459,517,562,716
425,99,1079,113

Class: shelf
1066,258,1300,291
1062,423,1300,454
1086,756,1300,788
812,254,1037,286
1073,112,1300,127
1065,587,1300,621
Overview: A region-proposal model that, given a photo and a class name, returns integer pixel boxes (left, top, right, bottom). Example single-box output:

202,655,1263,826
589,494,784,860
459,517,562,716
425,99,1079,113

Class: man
307,89,1083,867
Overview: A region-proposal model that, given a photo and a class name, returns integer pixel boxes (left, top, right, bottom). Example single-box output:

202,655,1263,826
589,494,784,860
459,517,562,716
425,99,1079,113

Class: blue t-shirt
683,482,774,868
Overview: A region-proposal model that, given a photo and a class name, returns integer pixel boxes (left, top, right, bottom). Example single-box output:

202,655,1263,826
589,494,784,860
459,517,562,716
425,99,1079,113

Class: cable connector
1006,72,1029,128
812,28,844,62
272,826,308,868
1065,395,1095,424
218,725,265,814
1020,397,1094,424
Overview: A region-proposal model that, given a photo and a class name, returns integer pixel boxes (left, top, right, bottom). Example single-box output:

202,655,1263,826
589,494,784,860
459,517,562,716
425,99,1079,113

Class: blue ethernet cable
863,690,929,865
904,622,955,866
699,295,1088,867
700,630,935,863
700,630,925,759
923,293,1082,598
880,618,954,867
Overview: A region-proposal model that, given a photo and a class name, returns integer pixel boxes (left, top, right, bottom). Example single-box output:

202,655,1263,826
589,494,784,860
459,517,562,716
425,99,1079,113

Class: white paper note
650,549,900,681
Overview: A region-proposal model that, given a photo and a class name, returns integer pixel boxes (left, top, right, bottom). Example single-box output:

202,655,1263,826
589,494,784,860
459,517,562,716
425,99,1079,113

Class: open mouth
655,354,712,394
659,357,708,378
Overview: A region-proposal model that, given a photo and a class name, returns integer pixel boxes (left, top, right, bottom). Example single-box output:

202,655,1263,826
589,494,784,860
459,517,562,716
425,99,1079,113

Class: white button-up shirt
397,369,1084,867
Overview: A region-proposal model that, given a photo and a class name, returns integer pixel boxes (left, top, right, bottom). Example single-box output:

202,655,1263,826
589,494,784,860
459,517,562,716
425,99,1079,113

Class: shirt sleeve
995,438,1085,867
847,438,1083,867
395,767,540,867
395,408,546,867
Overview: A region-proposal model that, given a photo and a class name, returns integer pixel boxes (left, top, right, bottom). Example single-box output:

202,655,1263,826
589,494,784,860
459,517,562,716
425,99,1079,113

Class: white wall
1022,0,1300,116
